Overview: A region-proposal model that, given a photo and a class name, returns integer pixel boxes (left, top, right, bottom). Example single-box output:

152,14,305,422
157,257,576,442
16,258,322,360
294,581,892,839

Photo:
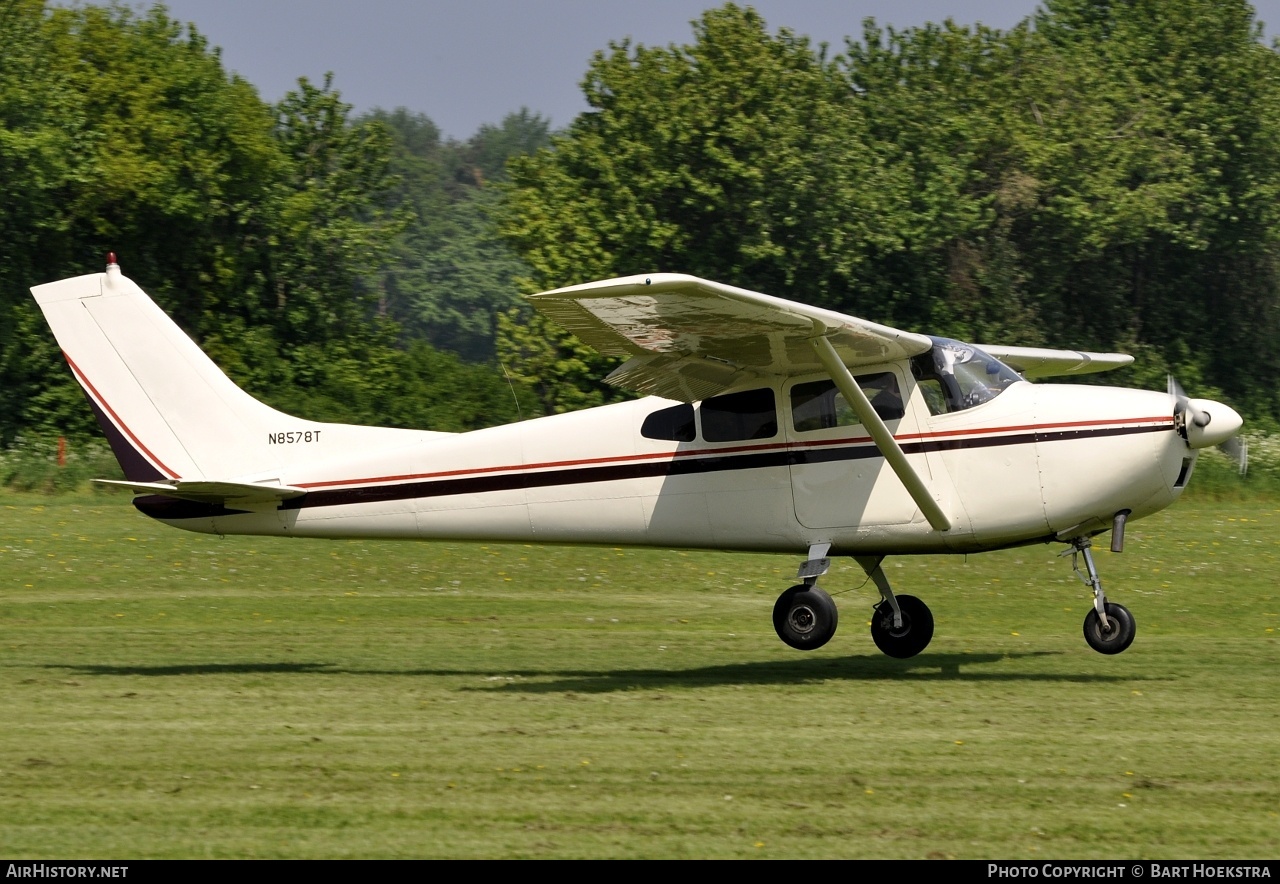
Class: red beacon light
106,252,118,266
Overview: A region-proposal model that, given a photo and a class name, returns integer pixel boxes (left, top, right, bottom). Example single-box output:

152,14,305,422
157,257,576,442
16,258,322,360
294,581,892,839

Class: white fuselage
137,368,1191,557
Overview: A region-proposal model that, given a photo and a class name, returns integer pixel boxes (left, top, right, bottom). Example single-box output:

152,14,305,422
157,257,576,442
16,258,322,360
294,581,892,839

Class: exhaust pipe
1110,509,1131,553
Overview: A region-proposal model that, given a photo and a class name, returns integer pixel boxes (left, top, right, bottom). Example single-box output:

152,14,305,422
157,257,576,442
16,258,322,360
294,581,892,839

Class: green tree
0,1,285,440
498,3,882,408
1014,0,1280,409
267,74,404,346
499,0,1280,419
841,17,1042,342
461,108,552,186
502,4,868,294
0,3,468,444
372,108,550,362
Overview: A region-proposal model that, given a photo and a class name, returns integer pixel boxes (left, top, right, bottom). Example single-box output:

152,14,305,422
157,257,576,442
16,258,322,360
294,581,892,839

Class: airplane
30,256,1246,658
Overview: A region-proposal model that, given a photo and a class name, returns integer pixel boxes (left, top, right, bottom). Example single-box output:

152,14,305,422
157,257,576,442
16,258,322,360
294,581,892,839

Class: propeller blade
1219,436,1249,477
1168,375,1213,440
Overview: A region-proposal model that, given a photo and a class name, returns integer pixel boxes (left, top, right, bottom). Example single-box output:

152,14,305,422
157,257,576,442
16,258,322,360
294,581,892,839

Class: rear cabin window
700,388,778,442
790,373,903,432
641,403,696,442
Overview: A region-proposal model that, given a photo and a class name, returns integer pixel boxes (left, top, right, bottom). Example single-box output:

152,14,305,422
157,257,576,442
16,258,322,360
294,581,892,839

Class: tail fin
30,258,443,482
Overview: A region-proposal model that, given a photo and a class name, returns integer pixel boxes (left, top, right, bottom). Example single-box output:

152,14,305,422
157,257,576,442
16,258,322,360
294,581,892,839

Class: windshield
911,337,1022,415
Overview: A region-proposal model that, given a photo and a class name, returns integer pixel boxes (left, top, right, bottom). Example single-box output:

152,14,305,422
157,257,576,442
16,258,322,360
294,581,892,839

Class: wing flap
604,354,754,402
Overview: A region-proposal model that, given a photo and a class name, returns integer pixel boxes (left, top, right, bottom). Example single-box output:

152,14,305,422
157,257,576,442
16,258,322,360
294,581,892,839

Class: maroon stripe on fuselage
133,421,1173,522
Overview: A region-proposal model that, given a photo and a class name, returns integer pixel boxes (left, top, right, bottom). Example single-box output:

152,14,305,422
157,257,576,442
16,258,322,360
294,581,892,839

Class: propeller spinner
1168,376,1247,475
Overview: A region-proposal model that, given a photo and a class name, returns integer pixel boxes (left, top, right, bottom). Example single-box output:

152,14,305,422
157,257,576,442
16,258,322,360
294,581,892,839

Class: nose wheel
1083,602,1136,654
1066,537,1137,655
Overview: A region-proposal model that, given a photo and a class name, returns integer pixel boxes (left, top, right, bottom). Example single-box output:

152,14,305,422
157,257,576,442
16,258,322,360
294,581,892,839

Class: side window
911,353,955,415
641,403,696,442
700,388,778,442
790,373,903,432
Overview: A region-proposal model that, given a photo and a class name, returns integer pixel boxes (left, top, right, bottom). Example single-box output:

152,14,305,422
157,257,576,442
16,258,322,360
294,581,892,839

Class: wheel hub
878,607,911,638
788,605,816,635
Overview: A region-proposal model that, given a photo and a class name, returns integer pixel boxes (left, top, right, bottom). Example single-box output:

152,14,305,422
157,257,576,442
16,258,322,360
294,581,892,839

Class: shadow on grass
464,652,1149,692
50,650,1146,690
48,662,338,676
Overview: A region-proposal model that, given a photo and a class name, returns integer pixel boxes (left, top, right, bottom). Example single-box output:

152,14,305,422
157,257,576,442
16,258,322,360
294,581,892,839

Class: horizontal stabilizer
94,479,306,504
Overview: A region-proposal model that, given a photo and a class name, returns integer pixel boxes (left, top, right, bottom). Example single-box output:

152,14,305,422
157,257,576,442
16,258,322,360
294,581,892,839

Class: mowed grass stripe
1,494,1277,858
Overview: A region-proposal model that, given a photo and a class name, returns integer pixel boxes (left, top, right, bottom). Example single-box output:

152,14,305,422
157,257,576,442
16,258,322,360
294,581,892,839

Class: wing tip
531,272,704,300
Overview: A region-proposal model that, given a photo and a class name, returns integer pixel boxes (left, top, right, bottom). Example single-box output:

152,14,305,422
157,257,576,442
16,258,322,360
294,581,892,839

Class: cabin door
785,368,921,530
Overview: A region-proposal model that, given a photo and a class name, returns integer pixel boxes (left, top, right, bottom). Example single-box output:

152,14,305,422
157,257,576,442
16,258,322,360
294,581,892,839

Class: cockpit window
911,337,1021,415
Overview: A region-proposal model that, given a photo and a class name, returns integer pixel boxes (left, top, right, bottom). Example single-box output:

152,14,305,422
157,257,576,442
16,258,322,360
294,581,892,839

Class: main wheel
773,584,838,650
870,594,934,659
1083,602,1136,654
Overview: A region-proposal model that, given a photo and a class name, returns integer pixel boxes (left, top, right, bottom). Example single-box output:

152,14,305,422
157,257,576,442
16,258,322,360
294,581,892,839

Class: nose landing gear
1066,537,1137,655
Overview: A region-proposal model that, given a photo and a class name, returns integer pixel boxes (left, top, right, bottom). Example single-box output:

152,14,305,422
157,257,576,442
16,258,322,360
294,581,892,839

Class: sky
151,0,1280,140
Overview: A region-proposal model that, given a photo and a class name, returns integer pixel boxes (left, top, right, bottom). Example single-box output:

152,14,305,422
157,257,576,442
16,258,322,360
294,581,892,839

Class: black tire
870,594,934,659
1083,602,1136,654
773,584,838,650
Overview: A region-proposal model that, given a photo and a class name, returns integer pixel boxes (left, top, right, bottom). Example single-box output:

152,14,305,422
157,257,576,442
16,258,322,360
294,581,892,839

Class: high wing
978,345,1133,379
529,273,933,402
530,273,953,529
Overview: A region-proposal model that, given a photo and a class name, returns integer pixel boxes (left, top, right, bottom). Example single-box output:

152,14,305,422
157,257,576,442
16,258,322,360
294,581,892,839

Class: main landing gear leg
773,543,838,650
857,555,934,659
1065,538,1137,655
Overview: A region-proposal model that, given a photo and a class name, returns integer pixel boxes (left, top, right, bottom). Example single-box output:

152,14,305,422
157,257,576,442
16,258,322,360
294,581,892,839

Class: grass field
1,490,1277,858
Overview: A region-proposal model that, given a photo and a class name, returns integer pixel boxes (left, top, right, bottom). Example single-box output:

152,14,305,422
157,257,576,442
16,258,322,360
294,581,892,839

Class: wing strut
810,335,951,532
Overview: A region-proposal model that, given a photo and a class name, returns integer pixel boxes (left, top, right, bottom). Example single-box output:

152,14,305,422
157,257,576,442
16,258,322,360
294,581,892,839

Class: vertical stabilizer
31,259,445,482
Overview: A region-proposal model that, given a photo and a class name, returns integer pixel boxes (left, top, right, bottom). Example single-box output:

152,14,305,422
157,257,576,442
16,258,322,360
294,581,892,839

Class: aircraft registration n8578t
31,257,1246,658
